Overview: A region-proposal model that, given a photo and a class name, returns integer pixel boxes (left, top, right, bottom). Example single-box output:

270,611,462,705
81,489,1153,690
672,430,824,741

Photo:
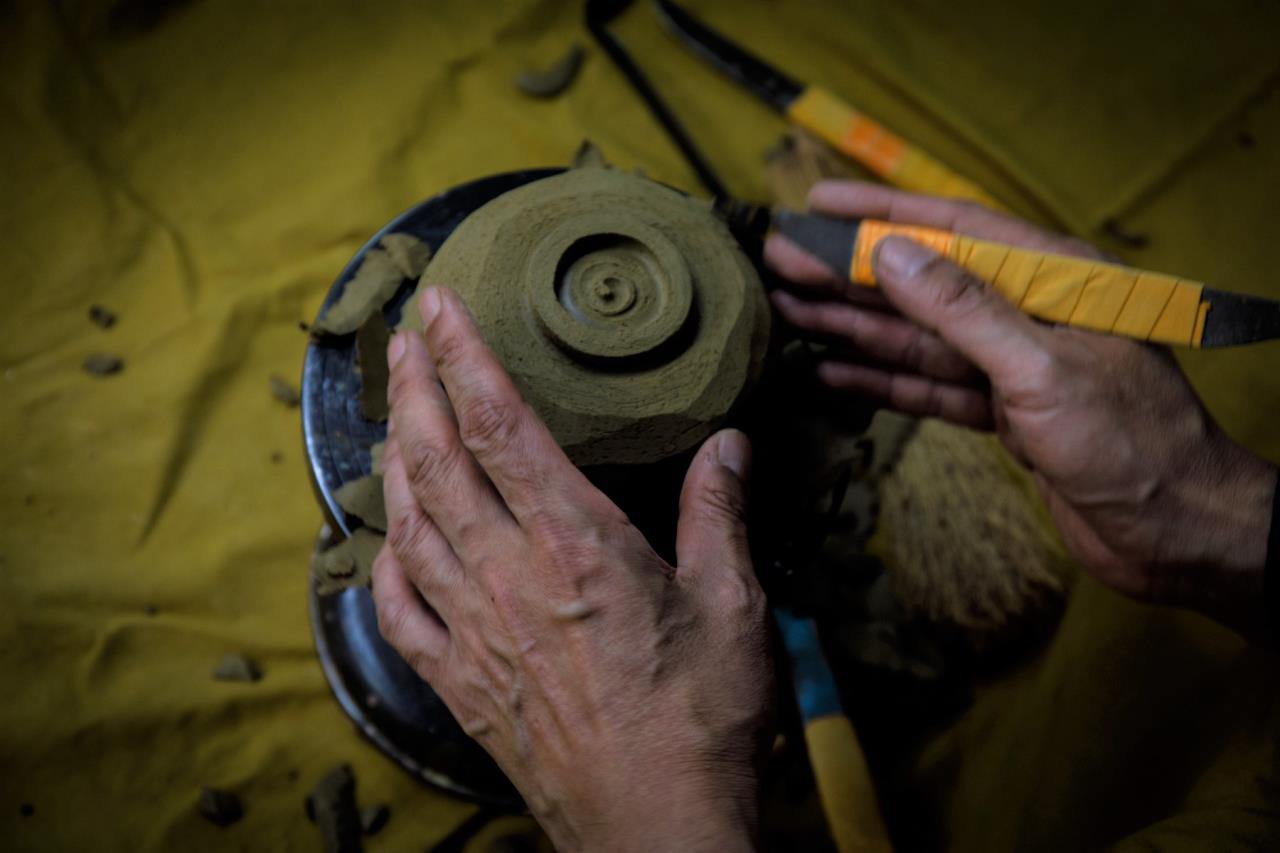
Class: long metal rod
585,0,728,199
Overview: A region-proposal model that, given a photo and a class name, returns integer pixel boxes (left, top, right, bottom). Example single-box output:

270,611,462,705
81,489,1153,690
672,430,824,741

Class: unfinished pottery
402,168,770,466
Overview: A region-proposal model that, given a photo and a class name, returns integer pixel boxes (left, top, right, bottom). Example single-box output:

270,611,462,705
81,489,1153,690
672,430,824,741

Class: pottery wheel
304,167,771,810
303,170,557,810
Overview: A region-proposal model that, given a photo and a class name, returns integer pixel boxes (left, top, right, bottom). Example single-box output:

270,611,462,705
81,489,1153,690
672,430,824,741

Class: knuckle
898,329,927,371
400,433,457,495
708,571,765,621
696,484,747,525
386,512,434,563
430,323,469,371
1021,346,1061,391
458,394,520,455
374,595,413,646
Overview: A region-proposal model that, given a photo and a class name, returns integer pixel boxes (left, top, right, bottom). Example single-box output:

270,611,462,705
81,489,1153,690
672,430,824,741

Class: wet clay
333,474,386,532
379,233,431,280
401,168,770,466
314,234,432,336
355,312,389,421
312,528,384,594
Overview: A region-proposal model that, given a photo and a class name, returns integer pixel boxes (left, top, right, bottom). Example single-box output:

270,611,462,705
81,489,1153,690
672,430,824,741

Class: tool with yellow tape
654,0,1001,208
773,210,1280,348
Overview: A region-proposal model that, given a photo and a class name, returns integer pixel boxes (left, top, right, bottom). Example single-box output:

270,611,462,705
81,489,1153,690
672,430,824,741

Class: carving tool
654,0,1001,208
773,210,1280,348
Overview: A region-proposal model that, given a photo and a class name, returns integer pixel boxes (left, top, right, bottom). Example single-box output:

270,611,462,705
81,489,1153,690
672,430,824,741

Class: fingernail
420,287,441,326
874,236,932,281
716,431,749,479
387,331,406,367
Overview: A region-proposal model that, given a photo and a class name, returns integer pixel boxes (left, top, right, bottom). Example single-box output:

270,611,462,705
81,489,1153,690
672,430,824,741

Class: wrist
574,771,759,853
1162,437,1277,639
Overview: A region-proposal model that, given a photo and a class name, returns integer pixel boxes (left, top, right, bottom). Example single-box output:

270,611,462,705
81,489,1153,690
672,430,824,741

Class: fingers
771,289,983,385
817,361,993,428
371,545,449,683
676,430,754,583
763,231,891,308
381,428,466,618
872,236,1050,391
387,325,514,553
418,287,604,525
806,180,1101,258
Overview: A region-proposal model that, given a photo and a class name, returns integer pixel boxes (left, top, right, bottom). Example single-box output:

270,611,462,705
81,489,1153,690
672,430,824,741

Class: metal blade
1199,287,1280,347
771,210,859,278
653,0,804,112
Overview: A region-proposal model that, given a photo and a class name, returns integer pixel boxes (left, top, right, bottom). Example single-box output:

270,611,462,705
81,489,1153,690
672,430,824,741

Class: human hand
766,181,1277,639
372,287,772,851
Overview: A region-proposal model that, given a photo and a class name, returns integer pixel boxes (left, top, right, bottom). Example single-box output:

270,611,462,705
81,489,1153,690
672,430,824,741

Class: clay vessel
402,168,770,466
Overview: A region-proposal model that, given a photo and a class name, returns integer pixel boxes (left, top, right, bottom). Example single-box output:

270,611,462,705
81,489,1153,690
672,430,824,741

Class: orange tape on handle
786,86,1003,210
850,222,1207,347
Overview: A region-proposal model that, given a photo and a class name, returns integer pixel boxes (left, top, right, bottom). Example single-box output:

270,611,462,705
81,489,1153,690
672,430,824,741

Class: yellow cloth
1,1,1277,851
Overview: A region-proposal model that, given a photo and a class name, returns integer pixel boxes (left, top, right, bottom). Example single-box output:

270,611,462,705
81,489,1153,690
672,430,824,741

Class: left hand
373,287,773,852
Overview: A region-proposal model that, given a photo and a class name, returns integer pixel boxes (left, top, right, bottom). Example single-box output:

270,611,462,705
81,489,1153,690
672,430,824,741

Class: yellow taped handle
786,86,1003,210
804,715,893,853
850,220,1208,347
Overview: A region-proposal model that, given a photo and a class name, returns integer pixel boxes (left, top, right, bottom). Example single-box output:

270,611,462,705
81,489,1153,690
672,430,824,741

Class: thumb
675,429,753,579
873,235,1047,387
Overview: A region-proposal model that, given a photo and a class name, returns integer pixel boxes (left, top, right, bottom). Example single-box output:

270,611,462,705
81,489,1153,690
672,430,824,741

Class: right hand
765,181,1276,639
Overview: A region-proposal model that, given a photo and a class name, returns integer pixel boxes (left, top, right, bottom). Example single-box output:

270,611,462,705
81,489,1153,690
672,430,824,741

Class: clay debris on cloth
305,764,364,853
197,787,243,827
312,528,384,594
269,374,300,407
314,233,432,336
212,652,263,683
82,353,124,376
516,44,584,98
402,167,770,466
88,304,117,329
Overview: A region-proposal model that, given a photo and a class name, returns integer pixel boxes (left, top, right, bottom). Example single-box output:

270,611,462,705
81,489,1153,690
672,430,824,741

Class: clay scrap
355,313,389,422
88,304,117,329
82,353,124,376
269,374,300,407
198,787,243,827
571,139,608,170
212,653,262,683
516,44,584,98
378,233,432,280
360,804,390,837
333,474,386,532
312,528,384,594
305,764,363,853
314,234,431,336
313,250,400,336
